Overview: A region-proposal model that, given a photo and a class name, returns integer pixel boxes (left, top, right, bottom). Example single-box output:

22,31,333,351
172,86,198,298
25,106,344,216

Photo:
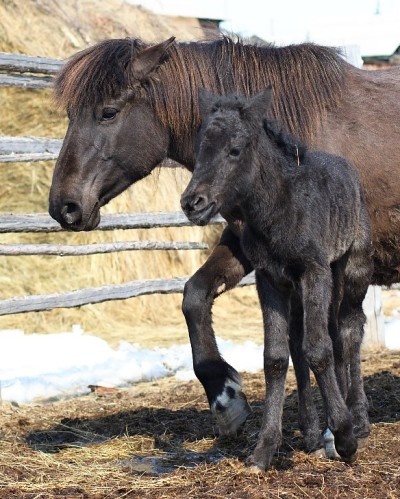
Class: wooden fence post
362,286,386,350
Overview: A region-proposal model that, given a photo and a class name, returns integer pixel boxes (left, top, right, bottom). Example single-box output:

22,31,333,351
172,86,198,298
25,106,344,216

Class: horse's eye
229,147,241,157
101,108,118,121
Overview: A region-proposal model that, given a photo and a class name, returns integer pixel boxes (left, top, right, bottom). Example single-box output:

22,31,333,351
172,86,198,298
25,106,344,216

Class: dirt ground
0,349,399,498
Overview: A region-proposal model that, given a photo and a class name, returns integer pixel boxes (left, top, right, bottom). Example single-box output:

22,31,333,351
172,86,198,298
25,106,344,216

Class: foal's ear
198,88,219,118
245,86,273,122
131,37,176,80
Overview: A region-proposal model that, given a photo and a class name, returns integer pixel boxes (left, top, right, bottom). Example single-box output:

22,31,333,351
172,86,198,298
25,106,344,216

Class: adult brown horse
49,36,400,454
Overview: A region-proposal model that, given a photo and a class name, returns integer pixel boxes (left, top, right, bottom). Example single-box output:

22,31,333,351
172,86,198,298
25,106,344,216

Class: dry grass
0,350,399,498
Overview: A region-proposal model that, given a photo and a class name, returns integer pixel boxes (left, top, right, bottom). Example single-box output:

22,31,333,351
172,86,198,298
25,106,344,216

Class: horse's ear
131,37,176,80
198,88,218,118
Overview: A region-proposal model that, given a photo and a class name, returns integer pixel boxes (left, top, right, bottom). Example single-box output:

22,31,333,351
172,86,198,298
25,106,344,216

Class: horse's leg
339,243,373,445
288,295,324,454
182,226,253,435
301,265,357,462
246,273,290,471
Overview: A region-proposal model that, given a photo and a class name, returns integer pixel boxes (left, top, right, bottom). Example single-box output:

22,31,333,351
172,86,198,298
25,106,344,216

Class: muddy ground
0,350,399,498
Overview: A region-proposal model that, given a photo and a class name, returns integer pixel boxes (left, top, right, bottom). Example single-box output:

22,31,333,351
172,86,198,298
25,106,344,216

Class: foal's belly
242,235,297,288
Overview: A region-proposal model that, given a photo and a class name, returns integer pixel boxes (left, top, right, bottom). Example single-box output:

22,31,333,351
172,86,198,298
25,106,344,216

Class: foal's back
257,120,368,265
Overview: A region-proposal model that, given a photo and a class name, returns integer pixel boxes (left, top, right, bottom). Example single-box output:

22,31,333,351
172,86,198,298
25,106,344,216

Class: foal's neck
242,133,290,228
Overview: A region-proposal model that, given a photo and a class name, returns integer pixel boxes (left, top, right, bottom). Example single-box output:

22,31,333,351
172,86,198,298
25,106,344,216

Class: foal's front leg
182,227,253,435
247,273,290,471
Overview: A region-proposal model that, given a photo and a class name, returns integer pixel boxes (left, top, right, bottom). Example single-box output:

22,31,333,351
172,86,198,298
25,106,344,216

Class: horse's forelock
53,38,147,113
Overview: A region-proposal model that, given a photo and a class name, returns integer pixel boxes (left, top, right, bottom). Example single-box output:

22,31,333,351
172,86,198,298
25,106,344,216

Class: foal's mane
54,36,347,142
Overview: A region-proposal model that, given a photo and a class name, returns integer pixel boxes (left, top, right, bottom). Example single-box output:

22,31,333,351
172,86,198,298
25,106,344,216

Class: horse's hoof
211,379,252,436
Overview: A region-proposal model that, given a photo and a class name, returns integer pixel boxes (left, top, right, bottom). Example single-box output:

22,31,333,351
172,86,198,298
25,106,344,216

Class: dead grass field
0,350,399,498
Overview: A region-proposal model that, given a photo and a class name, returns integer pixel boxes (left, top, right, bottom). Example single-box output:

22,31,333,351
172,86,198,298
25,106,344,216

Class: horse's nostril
193,195,207,209
61,202,82,225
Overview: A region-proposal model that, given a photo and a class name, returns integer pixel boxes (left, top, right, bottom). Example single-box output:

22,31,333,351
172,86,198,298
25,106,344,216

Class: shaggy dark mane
54,36,347,142
263,118,307,163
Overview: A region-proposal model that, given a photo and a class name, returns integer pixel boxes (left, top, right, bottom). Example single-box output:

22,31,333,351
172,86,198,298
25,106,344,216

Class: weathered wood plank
0,136,63,163
0,273,256,316
0,73,53,88
0,52,60,87
0,212,225,233
0,240,208,256
0,137,186,165
0,52,62,74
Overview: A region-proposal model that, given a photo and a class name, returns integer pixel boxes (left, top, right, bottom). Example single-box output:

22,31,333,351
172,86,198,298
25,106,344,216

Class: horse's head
49,37,175,231
181,87,272,225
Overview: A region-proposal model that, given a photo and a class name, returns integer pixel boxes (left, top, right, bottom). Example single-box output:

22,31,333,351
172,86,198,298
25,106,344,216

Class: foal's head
181,87,272,225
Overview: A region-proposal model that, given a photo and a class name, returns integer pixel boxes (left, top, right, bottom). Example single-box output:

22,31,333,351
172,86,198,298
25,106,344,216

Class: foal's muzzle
180,190,218,226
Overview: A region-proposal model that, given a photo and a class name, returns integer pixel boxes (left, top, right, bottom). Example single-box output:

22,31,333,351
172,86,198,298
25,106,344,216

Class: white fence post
362,286,385,350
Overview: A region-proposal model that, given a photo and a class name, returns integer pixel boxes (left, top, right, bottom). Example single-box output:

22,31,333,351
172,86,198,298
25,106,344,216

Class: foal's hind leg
340,242,373,444
301,265,357,462
289,295,324,454
182,227,253,435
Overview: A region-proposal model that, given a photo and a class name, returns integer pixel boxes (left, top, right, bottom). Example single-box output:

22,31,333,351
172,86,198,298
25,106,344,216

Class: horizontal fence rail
0,240,208,256
0,210,226,314
0,273,256,316
0,212,225,233
0,136,63,162
0,52,62,88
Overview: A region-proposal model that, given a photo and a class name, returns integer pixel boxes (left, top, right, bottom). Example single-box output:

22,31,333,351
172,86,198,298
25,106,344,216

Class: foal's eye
101,108,118,121
229,147,241,157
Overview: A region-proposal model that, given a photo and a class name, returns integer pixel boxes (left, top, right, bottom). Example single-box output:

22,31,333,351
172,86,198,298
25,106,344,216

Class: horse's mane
54,36,347,142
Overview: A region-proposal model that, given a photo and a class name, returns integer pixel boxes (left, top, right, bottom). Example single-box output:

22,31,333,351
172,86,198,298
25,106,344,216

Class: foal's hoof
334,433,358,463
245,455,267,473
212,380,252,436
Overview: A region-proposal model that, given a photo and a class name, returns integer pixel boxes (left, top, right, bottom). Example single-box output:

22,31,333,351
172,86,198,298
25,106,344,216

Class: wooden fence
0,51,386,349
0,51,255,316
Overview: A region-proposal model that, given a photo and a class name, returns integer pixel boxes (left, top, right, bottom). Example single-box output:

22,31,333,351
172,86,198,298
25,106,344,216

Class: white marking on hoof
323,428,340,460
211,379,252,436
